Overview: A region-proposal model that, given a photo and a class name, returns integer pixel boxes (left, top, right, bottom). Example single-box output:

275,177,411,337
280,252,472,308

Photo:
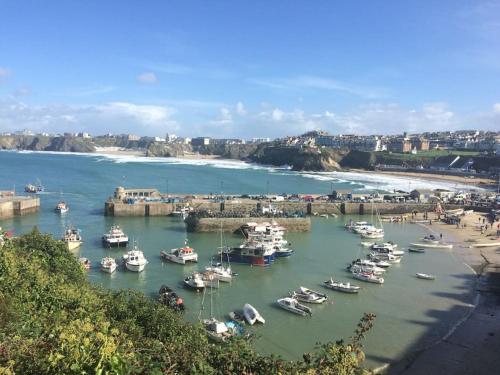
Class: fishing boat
416,273,436,280
352,271,384,284
122,245,148,272
290,287,328,304
222,241,275,266
183,272,205,292
323,278,360,293
158,285,185,311
410,242,453,249
160,239,198,264
408,247,426,253
243,303,266,325
276,297,312,316
102,225,129,248
100,257,117,273
24,180,44,193
78,257,91,270
62,227,82,250
55,201,69,214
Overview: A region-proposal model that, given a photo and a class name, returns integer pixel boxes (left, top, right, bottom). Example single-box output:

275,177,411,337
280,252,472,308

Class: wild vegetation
0,229,374,374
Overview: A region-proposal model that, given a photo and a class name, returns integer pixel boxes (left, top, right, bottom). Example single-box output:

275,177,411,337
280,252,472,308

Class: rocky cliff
0,135,95,153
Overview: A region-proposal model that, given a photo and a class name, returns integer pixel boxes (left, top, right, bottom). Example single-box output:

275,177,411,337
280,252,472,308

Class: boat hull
65,241,82,251
101,264,117,274
225,252,275,266
125,263,146,272
102,240,129,248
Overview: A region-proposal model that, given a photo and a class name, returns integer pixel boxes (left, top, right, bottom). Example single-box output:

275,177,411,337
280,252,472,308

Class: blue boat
223,242,276,266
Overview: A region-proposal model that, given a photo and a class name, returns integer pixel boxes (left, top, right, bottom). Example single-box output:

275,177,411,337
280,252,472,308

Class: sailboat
360,202,384,238
205,222,234,282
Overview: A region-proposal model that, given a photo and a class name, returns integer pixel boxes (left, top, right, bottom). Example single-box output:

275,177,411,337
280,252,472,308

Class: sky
0,0,499,138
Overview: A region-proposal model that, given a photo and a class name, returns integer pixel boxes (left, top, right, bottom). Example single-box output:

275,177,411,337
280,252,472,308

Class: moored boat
243,303,265,325
276,297,312,316
323,278,360,293
158,285,185,311
100,257,117,273
410,242,453,249
352,271,384,284
55,201,69,214
102,225,129,248
122,245,148,272
160,239,198,264
409,247,426,253
222,241,275,266
290,287,328,304
183,272,205,292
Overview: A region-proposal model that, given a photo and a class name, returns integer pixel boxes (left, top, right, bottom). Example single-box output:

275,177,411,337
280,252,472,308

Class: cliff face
0,135,95,153
249,145,345,171
146,142,192,157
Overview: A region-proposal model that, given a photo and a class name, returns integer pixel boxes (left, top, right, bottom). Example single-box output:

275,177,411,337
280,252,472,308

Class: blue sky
0,0,499,138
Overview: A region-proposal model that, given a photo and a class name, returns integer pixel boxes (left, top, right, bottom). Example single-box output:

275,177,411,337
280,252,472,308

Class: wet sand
387,211,500,375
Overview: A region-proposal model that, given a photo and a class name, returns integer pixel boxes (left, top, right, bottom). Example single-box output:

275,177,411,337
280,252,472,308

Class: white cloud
271,108,284,122
236,101,247,116
137,72,158,84
211,107,233,125
493,103,500,113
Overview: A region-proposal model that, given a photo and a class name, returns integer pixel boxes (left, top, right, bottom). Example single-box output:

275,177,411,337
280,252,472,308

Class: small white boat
349,263,385,275
290,287,328,304
360,241,374,247
202,271,220,289
361,229,384,239
276,297,312,316
409,247,426,253
352,272,384,284
122,246,148,272
320,214,329,218
160,239,198,264
410,242,453,249
371,242,398,251
184,272,205,292
416,273,436,280
323,278,360,293
100,257,117,273
422,235,440,244
243,303,266,325
55,201,69,214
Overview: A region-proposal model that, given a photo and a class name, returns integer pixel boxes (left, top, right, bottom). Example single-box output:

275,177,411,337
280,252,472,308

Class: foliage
0,230,374,374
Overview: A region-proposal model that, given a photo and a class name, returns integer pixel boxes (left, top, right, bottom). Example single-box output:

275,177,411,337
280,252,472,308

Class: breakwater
185,215,311,233
0,193,40,219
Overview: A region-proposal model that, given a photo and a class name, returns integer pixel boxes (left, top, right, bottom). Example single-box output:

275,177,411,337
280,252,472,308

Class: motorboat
360,229,384,239
371,242,398,251
243,303,265,325
160,239,198,264
422,235,440,244
409,247,426,253
183,272,205,292
274,246,294,257
351,258,389,269
78,257,91,270
158,285,185,311
122,246,148,272
102,225,129,248
352,272,384,284
345,221,369,231
55,201,69,214
369,252,402,264
410,242,453,249
348,263,385,275
100,257,117,274
276,297,312,316
368,258,391,268
62,227,82,250
323,278,360,293
290,287,328,304
201,271,220,289
416,273,436,280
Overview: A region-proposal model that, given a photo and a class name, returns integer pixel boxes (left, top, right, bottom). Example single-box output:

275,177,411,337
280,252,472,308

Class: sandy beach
388,210,500,375
93,146,224,160
351,169,495,189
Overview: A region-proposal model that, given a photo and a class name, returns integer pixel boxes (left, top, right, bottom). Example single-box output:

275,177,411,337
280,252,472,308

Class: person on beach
440,233,443,240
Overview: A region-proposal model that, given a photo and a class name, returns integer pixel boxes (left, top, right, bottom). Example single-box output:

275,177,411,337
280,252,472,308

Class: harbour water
0,151,477,369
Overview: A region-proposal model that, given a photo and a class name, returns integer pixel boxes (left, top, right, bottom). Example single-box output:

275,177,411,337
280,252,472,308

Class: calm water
0,151,476,369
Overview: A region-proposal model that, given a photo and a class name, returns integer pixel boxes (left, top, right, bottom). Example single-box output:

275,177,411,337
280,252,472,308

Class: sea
0,150,477,370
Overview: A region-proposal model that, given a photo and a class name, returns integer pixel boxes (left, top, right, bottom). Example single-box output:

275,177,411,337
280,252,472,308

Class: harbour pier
0,190,40,219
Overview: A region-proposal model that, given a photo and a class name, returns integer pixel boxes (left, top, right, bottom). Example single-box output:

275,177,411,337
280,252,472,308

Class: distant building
410,189,435,203
212,138,246,145
166,133,177,143
251,137,271,144
389,138,412,153
127,134,140,141
154,137,166,142
191,137,211,146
